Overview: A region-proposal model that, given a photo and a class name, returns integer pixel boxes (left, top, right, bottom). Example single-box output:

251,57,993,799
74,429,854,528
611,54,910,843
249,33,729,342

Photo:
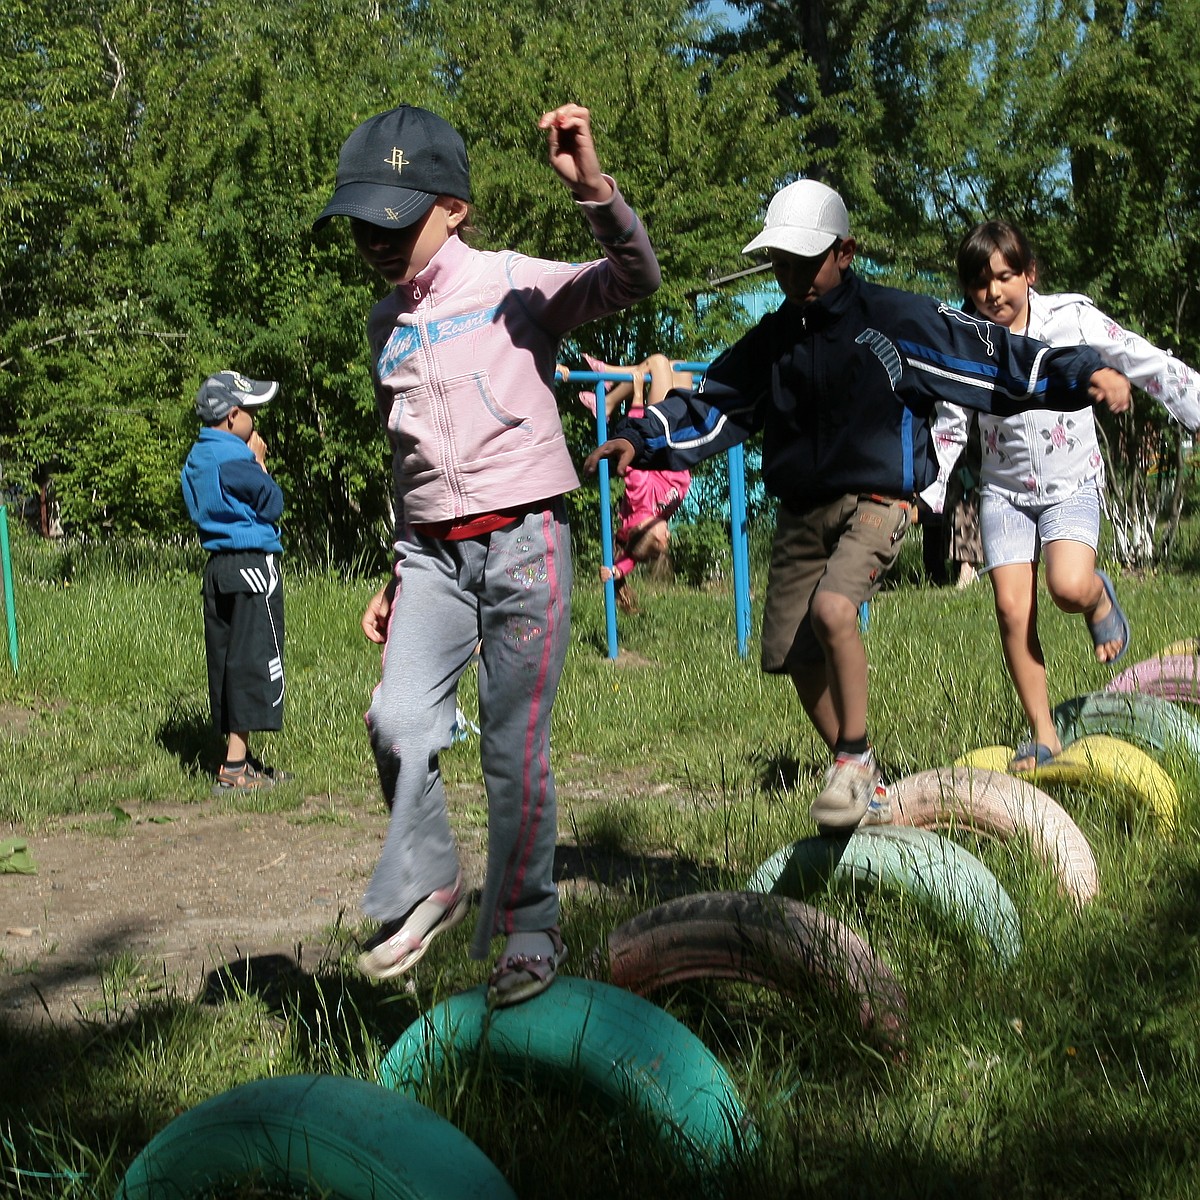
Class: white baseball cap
742,179,850,257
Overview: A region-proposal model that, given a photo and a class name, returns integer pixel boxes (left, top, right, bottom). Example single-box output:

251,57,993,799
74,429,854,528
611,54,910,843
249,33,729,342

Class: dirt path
0,792,489,1026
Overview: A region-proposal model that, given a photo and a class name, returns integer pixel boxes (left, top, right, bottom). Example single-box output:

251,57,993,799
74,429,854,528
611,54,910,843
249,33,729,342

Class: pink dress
612,407,691,578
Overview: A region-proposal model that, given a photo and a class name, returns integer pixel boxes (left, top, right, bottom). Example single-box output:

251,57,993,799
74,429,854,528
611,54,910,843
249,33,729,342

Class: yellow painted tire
1157,638,1199,659
957,735,1178,830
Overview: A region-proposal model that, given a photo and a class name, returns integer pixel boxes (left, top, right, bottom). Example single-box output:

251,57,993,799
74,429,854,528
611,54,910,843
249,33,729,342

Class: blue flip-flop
1091,570,1131,665
1009,741,1056,773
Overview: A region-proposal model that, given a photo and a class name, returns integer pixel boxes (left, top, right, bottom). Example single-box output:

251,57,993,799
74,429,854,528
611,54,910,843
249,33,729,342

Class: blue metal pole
593,379,620,660
675,362,750,657
727,444,751,657
558,367,641,661
0,506,18,674
564,361,753,660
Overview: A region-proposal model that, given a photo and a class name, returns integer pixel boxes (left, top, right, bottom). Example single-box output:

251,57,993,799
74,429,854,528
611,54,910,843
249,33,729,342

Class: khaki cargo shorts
760,493,913,674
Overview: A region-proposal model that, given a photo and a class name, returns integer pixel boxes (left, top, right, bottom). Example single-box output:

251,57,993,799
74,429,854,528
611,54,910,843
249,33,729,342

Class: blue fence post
0,505,18,674
593,379,620,660
727,444,751,658
671,361,749,657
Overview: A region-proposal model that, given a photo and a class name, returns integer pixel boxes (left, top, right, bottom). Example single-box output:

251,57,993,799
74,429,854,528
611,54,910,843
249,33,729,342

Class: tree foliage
716,0,1200,565
3,0,1198,566
1,0,797,562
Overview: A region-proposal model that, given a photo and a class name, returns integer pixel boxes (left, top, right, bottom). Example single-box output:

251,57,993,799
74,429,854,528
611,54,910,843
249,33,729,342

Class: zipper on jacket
415,308,466,516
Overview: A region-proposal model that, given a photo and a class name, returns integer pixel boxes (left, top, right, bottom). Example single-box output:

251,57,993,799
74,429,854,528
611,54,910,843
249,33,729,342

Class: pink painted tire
885,766,1098,905
1106,655,1200,706
606,890,907,1045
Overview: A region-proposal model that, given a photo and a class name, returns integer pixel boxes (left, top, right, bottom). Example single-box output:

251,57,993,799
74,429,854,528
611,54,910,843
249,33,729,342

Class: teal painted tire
606,890,907,1043
746,826,1022,965
115,1074,515,1199
1055,690,1200,765
380,975,752,1166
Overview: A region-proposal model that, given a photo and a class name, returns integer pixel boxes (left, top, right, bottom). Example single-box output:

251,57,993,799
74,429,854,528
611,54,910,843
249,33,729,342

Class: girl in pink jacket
314,103,659,1005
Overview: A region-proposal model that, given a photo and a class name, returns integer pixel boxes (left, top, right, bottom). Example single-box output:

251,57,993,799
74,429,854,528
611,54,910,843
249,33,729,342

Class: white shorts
980,483,1101,571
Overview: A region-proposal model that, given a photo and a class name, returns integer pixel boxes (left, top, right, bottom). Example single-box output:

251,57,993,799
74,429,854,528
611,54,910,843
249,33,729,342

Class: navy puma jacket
614,269,1107,512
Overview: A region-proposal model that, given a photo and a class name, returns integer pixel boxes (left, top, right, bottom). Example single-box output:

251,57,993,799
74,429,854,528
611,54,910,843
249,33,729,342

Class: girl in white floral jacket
956,219,1200,772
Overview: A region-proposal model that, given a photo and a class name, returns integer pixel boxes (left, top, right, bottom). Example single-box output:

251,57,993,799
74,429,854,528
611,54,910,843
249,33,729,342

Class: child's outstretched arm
538,104,613,204
1088,367,1132,414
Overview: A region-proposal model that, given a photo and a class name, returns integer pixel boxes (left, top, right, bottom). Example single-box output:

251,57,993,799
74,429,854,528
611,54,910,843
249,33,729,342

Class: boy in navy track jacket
585,179,1130,831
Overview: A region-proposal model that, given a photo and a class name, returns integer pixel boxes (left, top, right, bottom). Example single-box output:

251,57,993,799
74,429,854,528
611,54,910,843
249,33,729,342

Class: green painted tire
1055,690,1200,765
380,976,752,1167
115,1074,515,1199
746,826,1022,965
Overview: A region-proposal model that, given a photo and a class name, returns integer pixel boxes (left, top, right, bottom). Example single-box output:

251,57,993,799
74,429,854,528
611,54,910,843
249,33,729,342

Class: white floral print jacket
978,289,1200,506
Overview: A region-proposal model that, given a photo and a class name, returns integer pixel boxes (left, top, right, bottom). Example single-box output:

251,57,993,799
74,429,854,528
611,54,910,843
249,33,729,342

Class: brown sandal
487,927,567,1008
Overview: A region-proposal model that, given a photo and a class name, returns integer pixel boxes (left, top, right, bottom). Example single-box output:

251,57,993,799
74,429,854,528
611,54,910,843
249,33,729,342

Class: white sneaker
859,782,892,826
810,751,880,831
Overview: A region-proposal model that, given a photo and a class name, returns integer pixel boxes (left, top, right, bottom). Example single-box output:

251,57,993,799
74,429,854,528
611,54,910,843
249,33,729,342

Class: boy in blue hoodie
181,371,287,792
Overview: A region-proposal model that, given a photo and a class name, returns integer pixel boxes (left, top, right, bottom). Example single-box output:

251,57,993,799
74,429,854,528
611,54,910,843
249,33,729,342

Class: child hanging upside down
573,352,692,614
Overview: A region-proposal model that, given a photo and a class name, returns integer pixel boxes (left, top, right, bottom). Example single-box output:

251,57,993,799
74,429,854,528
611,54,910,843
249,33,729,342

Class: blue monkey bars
559,363,752,661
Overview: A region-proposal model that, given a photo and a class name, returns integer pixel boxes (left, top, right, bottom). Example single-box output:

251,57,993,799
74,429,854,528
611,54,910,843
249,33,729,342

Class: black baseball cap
195,372,278,423
313,105,472,231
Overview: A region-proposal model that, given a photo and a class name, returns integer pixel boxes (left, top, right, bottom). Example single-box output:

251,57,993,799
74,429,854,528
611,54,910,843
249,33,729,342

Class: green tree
3,0,802,565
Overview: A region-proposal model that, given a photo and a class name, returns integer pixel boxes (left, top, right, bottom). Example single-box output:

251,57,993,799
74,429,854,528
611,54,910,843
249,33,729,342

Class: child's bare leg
790,663,839,752
807,590,869,746
1043,539,1124,662
643,353,692,407
990,562,1060,766
226,731,249,762
586,357,646,416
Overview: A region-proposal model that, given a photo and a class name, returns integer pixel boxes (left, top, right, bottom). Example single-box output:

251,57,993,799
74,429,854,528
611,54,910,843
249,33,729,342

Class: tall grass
3,523,1200,1197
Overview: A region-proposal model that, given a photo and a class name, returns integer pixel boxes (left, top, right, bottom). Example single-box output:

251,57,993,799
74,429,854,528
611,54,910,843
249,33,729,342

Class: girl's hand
1088,367,1131,414
361,579,398,645
538,104,613,204
583,437,637,477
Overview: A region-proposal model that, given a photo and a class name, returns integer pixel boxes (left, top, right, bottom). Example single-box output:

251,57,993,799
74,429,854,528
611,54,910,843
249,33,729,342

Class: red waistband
411,501,550,542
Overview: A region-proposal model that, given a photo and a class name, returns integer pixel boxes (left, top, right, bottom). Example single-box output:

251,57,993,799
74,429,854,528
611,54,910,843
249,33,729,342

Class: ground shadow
156,698,223,777
554,841,719,902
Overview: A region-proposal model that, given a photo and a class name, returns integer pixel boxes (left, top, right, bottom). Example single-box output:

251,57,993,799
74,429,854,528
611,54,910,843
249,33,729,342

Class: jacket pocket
442,372,531,464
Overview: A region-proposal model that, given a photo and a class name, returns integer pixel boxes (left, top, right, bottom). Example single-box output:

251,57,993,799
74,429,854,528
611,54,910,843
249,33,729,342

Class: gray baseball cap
313,105,472,231
195,372,279,424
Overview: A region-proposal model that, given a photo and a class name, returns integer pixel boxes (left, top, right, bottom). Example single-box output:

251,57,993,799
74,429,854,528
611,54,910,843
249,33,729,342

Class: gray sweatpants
363,500,572,960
